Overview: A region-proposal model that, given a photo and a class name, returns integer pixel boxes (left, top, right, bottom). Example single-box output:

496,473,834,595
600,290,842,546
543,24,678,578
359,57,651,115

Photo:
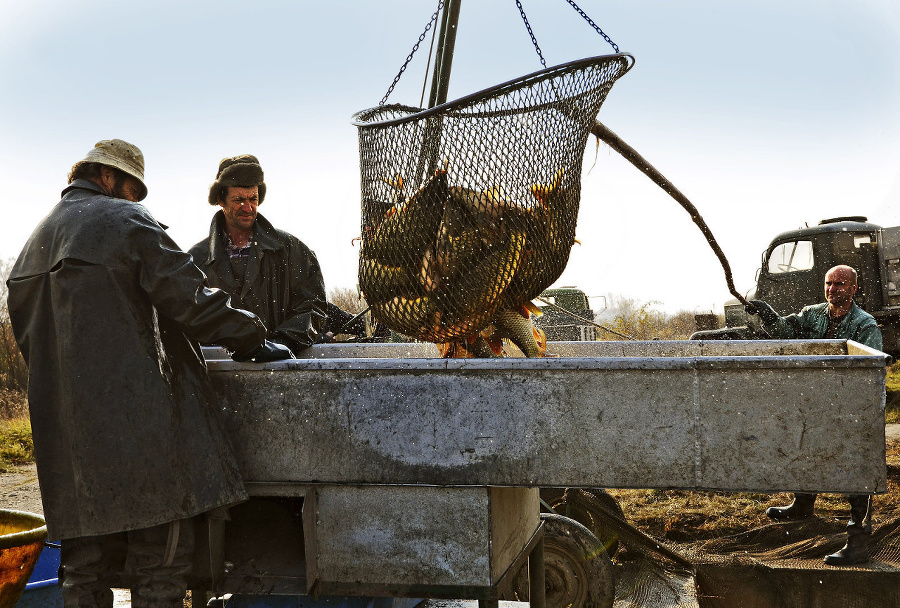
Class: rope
419,0,443,107
380,1,445,106
590,121,751,309
336,306,372,335
535,297,636,340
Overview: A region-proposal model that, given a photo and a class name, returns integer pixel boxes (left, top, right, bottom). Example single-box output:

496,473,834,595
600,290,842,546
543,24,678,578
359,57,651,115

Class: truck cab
534,287,597,341
698,217,900,355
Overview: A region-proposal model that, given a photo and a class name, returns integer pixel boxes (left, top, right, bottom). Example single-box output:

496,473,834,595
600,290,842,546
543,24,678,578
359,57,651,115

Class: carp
371,295,436,337
364,170,449,267
359,258,418,305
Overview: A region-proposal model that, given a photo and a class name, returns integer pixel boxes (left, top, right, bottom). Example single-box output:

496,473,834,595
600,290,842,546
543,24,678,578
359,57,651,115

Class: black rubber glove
234,340,294,362
745,300,779,325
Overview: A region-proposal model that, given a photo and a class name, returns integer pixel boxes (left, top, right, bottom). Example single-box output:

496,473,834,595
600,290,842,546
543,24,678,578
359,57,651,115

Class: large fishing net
353,53,634,343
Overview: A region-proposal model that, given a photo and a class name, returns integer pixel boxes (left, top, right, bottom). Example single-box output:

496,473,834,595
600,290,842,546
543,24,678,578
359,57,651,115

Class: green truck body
693,216,900,356
535,287,597,341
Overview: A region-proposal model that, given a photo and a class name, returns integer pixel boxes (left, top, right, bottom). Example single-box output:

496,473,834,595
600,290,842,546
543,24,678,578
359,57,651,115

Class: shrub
0,417,33,471
0,389,27,421
595,294,710,340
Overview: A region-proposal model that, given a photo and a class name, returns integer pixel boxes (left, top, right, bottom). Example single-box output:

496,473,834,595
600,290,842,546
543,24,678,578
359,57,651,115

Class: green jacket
764,301,882,351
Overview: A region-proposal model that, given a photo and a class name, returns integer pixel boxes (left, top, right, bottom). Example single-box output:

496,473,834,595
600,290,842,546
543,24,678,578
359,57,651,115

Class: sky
1,0,899,315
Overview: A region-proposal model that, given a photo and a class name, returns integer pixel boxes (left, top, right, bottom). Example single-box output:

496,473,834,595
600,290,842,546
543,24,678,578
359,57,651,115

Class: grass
0,389,31,472
608,439,900,544
0,417,33,473
886,361,900,423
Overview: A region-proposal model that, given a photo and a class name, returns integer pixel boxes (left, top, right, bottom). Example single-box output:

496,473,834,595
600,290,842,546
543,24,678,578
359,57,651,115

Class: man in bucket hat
189,154,327,353
7,139,292,607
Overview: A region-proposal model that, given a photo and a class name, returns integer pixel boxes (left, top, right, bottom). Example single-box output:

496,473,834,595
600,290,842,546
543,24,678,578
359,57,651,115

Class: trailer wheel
540,488,623,556
506,513,614,608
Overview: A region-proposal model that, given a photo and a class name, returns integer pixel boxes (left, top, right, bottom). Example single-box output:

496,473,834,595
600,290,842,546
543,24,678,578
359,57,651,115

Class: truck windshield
767,240,814,274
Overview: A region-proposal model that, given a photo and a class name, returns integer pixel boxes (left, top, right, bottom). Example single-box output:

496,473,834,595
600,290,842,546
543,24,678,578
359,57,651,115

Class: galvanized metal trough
200,339,887,603
206,339,887,495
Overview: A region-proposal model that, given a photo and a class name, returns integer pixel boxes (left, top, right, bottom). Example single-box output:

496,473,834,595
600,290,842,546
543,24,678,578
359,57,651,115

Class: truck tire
540,488,624,556
504,513,615,608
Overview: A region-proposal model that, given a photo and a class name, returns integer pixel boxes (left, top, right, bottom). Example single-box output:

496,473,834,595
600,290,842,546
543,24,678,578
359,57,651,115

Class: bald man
747,264,882,566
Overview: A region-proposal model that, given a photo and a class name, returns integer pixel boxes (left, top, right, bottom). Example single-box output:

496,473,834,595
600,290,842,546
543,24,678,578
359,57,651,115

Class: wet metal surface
205,340,887,494
304,486,539,594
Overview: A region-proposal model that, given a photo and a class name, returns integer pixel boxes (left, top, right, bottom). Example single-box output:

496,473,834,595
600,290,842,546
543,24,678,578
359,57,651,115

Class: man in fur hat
189,155,327,353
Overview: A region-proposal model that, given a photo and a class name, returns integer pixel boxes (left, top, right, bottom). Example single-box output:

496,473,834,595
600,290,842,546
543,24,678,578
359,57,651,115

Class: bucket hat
81,139,147,201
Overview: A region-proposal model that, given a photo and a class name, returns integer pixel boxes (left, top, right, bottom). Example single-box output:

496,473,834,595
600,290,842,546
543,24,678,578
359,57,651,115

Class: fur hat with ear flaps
208,154,267,205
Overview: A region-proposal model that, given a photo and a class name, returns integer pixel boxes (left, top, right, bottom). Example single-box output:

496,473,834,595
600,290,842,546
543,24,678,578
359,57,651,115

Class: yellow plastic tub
0,510,46,608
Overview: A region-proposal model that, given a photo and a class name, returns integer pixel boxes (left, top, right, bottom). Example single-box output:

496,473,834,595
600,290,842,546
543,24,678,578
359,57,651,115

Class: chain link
382,0,619,106
515,0,547,69
562,0,620,54
380,0,445,106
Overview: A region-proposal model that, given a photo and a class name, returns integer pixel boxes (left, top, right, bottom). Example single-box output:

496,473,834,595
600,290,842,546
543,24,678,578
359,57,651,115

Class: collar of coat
805,300,869,332
206,210,284,264
61,179,169,229
62,178,105,198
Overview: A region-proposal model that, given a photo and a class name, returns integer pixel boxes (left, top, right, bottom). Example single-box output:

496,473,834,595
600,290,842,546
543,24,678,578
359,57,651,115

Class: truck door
878,226,900,308
877,226,900,355
757,239,818,315
830,231,882,312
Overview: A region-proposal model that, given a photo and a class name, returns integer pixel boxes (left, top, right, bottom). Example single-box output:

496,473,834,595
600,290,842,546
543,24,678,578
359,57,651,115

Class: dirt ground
889,422,900,443
3,425,899,608
0,462,41,515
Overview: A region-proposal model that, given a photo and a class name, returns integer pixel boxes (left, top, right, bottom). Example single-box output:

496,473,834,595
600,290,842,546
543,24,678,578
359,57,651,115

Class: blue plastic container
14,541,61,608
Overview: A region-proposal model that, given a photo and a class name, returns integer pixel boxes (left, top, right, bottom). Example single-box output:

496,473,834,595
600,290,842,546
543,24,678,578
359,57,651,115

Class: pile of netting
558,489,900,607
353,53,634,343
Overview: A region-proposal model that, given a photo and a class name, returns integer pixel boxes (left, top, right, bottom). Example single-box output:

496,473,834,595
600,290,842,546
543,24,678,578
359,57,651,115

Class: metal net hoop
353,53,634,343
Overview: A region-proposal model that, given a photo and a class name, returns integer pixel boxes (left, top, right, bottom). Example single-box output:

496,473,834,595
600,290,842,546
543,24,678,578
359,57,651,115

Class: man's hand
745,300,779,325
234,340,294,362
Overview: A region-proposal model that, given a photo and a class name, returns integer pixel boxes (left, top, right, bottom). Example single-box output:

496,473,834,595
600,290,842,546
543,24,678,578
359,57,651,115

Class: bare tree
328,286,368,314
596,293,705,340
0,258,27,391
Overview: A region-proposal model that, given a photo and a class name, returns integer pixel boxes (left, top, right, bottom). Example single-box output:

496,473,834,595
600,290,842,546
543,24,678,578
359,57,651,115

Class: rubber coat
762,301,883,351
7,180,266,540
189,211,327,353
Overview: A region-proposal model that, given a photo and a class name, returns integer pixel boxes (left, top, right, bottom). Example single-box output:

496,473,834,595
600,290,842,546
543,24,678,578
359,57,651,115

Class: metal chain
514,0,547,69
380,0,445,106
562,0,620,54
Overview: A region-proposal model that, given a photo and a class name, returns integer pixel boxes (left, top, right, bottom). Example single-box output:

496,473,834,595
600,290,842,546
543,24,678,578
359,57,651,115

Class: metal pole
528,536,546,608
420,0,462,178
431,0,461,107
427,2,452,109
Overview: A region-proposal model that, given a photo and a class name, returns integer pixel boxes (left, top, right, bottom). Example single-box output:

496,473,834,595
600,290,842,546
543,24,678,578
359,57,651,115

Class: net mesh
560,489,900,607
353,54,634,343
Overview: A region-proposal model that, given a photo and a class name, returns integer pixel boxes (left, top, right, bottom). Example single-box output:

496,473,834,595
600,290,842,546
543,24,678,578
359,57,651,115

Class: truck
533,287,598,341
691,216,900,356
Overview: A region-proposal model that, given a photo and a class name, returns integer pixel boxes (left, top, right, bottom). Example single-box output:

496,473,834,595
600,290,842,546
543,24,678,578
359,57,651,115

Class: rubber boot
128,519,193,608
824,494,871,566
60,533,126,608
766,493,817,520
